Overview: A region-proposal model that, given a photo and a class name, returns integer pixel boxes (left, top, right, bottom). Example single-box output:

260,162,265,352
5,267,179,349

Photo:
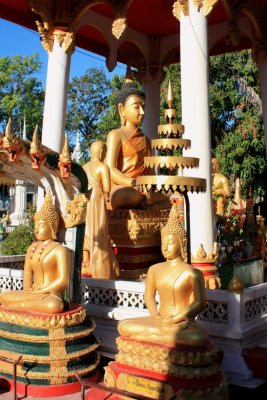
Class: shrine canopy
0,0,267,74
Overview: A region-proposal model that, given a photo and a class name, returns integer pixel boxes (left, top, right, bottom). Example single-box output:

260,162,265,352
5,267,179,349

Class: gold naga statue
0,190,70,313
104,204,228,399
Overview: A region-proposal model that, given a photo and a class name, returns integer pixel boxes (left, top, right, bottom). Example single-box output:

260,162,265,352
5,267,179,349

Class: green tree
96,74,123,139
0,53,44,137
66,67,112,158
210,50,267,198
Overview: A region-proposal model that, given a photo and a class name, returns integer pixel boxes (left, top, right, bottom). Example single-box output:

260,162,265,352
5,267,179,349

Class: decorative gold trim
136,176,206,193
144,156,199,169
0,355,100,381
152,139,191,151
172,1,189,21
54,31,75,54
203,0,219,16
0,307,87,328
116,337,218,366
112,17,127,39
63,193,87,228
0,340,99,364
191,243,218,263
158,123,184,136
116,351,220,378
0,323,95,343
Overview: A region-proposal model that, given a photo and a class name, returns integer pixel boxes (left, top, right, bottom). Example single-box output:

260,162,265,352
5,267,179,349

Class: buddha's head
115,81,145,127
161,204,187,260
34,190,59,240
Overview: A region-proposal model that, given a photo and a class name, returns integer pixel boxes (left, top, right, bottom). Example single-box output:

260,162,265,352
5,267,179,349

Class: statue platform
85,336,227,399
107,209,169,279
0,303,99,398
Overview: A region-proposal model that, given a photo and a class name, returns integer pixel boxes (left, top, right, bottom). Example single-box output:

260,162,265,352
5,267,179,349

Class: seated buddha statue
0,190,70,314
118,204,209,348
105,79,152,210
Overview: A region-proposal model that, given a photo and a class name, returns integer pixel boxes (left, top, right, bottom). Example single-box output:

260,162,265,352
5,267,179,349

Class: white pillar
42,32,72,153
142,70,161,140
258,58,267,158
180,0,215,257
9,180,27,226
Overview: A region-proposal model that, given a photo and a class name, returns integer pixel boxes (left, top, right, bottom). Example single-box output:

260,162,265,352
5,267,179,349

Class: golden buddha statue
0,190,70,314
118,204,209,348
212,157,231,216
82,141,120,279
105,79,152,210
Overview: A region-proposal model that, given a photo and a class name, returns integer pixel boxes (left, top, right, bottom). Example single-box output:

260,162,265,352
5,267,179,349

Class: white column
180,0,215,257
42,32,72,153
9,181,27,226
142,70,161,140
258,58,267,158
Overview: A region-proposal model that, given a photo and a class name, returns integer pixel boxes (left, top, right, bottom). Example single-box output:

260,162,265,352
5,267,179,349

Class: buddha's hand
156,315,186,326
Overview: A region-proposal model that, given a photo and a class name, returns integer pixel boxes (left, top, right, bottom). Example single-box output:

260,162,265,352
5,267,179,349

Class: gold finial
5,118,12,139
59,135,71,163
30,125,41,152
167,80,173,109
34,189,59,239
228,276,244,294
161,204,187,260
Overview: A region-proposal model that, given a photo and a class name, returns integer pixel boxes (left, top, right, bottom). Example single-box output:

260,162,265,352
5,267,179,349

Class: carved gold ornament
173,0,219,20
112,17,127,39
173,1,189,20
63,193,87,228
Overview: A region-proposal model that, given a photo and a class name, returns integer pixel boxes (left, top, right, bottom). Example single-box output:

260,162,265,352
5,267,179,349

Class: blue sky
0,18,126,86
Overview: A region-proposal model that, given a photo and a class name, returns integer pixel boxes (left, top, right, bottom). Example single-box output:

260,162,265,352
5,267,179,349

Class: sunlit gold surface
136,175,206,193
63,193,87,228
2,118,25,162
108,208,169,246
151,138,191,150
158,123,184,135
212,158,230,216
105,81,151,210
83,141,120,279
118,204,209,348
0,191,70,313
144,156,199,169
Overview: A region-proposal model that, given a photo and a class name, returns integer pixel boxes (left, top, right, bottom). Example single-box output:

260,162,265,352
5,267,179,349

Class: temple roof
0,1,267,70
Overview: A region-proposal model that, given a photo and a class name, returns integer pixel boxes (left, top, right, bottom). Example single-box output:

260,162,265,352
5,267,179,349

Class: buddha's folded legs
0,291,64,314
118,316,209,348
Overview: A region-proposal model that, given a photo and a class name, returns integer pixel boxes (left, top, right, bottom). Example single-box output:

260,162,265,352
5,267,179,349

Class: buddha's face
161,234,181,260
122,95,145,126
34,219,53,241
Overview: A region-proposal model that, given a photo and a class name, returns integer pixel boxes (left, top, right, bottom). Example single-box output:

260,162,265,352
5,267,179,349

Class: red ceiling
1,0,267,62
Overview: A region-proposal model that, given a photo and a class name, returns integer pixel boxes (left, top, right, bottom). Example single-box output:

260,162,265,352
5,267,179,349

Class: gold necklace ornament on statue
30,240,53,260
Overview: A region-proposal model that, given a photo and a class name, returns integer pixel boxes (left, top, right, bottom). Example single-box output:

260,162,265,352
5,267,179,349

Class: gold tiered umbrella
136,80,206,263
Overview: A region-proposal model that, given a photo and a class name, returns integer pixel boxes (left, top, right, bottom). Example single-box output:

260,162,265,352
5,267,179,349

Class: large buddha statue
118,204,209,348
0,190,70,314
105,79,152,210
